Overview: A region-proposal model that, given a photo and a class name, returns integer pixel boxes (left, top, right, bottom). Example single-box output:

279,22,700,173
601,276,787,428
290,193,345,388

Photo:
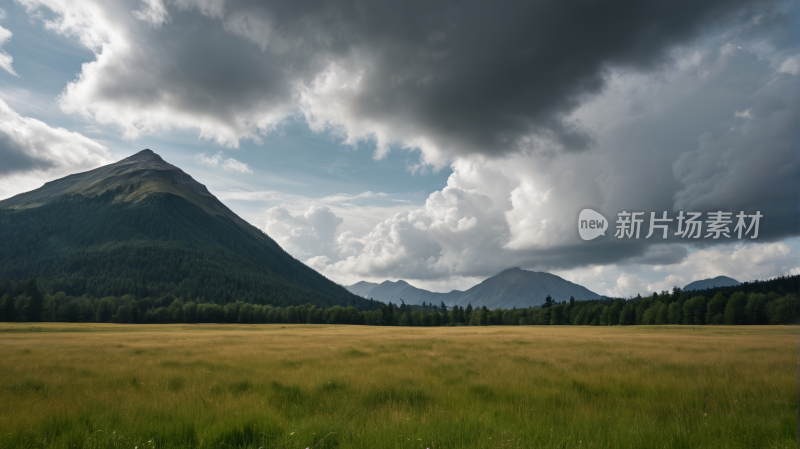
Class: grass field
0,324,794,448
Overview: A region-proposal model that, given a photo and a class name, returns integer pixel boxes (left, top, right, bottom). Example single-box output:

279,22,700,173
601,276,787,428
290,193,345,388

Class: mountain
683,276,740,291
346,281,379,298
453,268,602,309
346,280,460,306
346,267,602,308
0,149,372,309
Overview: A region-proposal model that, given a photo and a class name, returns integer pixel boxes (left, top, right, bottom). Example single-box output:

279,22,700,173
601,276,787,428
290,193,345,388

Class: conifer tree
724,292,747,325
1,293,14,322
705,292,727,325
480,306,489,326
25,278,44,322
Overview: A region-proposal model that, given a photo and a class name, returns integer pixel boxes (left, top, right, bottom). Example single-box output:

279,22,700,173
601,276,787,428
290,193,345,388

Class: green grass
0,323,794,448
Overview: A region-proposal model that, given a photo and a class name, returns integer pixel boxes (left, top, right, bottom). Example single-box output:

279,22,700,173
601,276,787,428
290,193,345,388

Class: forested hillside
0,150,369,309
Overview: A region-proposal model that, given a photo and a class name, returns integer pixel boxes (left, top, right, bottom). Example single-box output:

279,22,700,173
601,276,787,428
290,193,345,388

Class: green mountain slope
0,150,370,308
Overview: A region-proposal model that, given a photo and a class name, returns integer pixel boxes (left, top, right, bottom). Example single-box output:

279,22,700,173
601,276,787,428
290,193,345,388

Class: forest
0,191,369,309
2,275,796,326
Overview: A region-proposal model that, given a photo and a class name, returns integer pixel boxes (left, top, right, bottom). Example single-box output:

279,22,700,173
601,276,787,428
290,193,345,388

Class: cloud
778,54,800,74
132,0,169,27
10,0,798,291
262,41,799,287
0,10,18,77
554,239,800,298
220,158,251,174
670,58,798,236
0,99,114,199
318,191,387,205
264,205,343,261
17,0,785,163
195,151,252,173
217,189,391,206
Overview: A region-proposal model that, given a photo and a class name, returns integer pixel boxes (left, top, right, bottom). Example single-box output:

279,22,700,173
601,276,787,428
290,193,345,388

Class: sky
0,0,798,297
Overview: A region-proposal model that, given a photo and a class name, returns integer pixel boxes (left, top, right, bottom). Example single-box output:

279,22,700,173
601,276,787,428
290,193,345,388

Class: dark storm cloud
509,242,690,274
47,0,780,154
313,0,750,154
222,0,775,154
100,10,293,123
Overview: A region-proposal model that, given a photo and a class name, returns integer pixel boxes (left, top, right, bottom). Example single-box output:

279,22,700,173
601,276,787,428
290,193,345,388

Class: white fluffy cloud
264,206,343,262
195,151,252,174
0,9,17,77
0,99,114,199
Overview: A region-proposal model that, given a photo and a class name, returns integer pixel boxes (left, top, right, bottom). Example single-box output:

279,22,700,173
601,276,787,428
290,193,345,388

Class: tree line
1,277,795,326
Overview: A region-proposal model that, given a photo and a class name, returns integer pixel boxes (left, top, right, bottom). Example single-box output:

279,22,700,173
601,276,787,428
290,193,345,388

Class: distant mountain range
347,268,602,309
0,149,369,308
683,276,740,291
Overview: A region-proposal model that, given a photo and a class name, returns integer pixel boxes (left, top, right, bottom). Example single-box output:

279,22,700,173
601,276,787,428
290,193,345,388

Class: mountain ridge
0,149,270,243
347,267,602,308
0,150,371,308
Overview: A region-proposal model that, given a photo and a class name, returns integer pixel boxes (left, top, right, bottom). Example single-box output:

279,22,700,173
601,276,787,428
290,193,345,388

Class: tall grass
0,323,794,448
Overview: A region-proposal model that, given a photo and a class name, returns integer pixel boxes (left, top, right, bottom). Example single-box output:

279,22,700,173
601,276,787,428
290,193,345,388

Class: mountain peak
0,150,365,308
345,268,601,308
117,149,174,172
125,148,161,161
0,149,216,211
379,279,410,286
684,276,740,291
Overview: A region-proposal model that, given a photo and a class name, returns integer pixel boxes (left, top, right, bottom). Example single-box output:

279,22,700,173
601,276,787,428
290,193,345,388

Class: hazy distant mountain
683,276,740,291
347,280,460,306
453,268,602,309
346,281,380,298
0,149,369,308
346,267,602,308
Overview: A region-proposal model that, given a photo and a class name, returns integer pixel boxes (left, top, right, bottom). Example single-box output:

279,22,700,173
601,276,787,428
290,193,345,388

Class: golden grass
0,323,795,448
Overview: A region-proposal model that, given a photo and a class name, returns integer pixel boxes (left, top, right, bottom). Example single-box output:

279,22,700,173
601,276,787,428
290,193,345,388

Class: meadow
0,324,794,448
